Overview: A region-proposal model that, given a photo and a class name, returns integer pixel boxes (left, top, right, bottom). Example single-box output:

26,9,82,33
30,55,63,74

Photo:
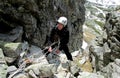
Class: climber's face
57,23,64,30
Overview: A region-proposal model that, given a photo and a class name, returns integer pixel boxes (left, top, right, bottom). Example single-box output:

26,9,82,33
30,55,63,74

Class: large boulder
0,41,30,65
25,63,57,77
0,48,8,78
0,41,22,58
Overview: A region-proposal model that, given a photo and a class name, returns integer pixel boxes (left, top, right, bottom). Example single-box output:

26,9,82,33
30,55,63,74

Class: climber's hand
56,49,60,54
48,46,52,52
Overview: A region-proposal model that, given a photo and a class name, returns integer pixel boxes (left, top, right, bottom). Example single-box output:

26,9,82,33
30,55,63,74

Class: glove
48,46,52,52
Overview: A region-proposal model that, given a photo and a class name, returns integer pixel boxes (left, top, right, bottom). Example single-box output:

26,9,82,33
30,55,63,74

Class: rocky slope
93,12,120,77
0,41,102,78
83,1,120,78
84,0,120,44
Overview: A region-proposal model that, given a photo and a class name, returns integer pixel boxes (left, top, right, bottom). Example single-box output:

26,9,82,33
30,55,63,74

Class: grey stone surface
0,48,8,78
101,59,120,78
0,26,23,42
88,12,120,78
78,72,104,78
25,63,57,77
0,41,22,58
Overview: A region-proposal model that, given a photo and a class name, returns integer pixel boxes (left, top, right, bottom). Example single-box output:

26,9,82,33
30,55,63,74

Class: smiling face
57,23,64,30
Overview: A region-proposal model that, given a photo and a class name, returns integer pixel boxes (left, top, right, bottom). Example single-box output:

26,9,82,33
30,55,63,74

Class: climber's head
57,16,67,30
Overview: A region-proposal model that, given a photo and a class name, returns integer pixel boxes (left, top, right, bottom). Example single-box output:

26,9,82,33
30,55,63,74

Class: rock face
0,0,85,52
88,13,120,78
103,13,120,65
101,59,120,78
0,48,8,78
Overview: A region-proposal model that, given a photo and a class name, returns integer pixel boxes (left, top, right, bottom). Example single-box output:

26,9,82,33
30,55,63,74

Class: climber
43,16,73,61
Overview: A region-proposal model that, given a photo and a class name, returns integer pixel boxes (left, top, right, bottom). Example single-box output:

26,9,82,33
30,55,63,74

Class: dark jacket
50,26,69,50
44,26,73,61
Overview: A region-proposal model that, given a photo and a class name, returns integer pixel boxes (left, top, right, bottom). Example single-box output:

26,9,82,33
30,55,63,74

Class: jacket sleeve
59,30,69,50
